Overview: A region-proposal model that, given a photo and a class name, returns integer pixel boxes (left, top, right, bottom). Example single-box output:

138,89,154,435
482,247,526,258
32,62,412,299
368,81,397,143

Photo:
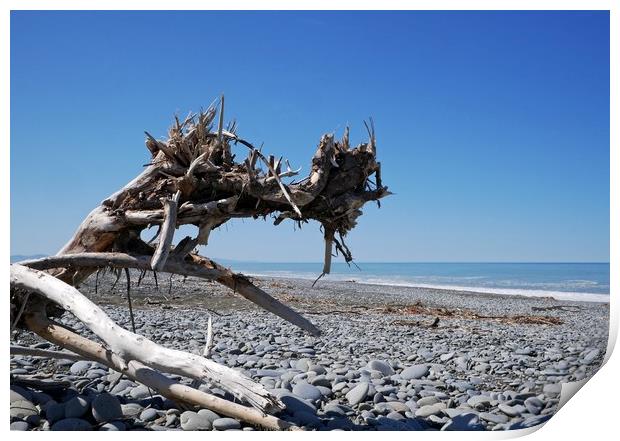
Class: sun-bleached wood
11,264,282,412
10,101,389,423
22,307,297,430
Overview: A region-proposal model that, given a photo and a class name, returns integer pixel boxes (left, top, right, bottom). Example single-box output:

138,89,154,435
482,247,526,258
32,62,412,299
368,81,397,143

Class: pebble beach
10,271,609,431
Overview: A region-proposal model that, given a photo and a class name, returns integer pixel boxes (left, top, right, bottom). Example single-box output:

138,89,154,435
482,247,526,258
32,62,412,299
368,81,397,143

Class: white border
3,2,616,440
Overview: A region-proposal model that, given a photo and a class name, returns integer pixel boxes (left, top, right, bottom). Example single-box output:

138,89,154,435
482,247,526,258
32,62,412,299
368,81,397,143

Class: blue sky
10,10,609,262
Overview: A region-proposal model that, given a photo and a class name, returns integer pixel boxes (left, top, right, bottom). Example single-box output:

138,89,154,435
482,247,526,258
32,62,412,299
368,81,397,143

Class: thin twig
11,292,31,333
125,268,136,333
203,314,213,358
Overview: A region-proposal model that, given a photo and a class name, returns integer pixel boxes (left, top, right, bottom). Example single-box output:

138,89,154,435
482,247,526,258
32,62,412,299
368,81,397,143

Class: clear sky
10,10,610,262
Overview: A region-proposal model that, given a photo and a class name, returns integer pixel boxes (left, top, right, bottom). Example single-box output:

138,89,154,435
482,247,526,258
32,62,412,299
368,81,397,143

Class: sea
222,261,610,303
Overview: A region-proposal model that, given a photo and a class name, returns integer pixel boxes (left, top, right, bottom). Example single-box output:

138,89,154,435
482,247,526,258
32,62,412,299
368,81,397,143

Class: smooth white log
22,311,295,429
10,264,282,412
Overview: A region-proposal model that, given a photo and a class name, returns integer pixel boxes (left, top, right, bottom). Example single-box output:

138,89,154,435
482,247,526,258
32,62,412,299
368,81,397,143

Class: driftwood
282,295,564,326
10,98,389,428
531,305,581,312
21,303,297,431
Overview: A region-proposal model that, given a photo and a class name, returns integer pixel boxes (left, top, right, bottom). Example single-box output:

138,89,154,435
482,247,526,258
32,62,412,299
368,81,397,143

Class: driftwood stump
10,97,390,429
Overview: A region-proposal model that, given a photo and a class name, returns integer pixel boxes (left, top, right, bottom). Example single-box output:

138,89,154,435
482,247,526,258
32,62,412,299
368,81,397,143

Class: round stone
442,412,484,431
44,402,65,424
110,380,135,395
415,403,445,418
480,412,508,424
417,396,440,407
515,347,535,356
69,361,92,375
525,397,544,414
121,403,143,418
583,349,600,364
309,364,327,375
278,392,316,415
91,393,122,423
345,382,370,406
10,400,38,419
295,359,311,372
129,385,152,400
64,396,90,418
10,385,33,403
440,352,455,362
140,408,159,422
498,403,523,417
294,410,322,428
51,418,92,431
310,375,332,388
10,421,30,431
100,421,126,431
180,411,212,430
367,360,395,376
401,364,429,380
332,382,347,393
197,409,220,423
292,382,322,402
31,391,53,405
386,401,410,414
467,395,492,408
213,417,242,430
543,383,562,398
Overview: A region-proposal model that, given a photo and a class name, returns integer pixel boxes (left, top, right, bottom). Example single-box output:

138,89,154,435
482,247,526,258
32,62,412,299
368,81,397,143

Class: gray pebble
69,361,92,375
10,385,33,403
467,394,492,408
401,364,429,380
417,396,440,407
543,383,562,398
10,400,38,419
140,408,159,422
121,403,143,418
100,421,126,431
180,411,212,430
525,397,544,414
442,412,484,431
345,382,369,406
51,418,92,431
415,403,445,418
64,396,90,419
292,382,322,402
213,417,241,430
44,402,65,424
197,408,220,423
480,412,509,424
367,360,395,376
92,393,122,423
498,403,523,417
10,421,30,431
129,384,152,400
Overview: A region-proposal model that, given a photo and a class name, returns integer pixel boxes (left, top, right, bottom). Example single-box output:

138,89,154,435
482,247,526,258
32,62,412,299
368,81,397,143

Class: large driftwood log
21,304,297,430
11,264,282,412
10,99,390,425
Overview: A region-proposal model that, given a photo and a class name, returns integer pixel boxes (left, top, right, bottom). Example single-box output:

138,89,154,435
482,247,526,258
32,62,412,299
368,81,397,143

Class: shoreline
241,272,610,303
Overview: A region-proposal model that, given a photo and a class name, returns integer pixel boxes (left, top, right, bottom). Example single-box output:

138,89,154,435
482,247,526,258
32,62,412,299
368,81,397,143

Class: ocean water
223,261,610,303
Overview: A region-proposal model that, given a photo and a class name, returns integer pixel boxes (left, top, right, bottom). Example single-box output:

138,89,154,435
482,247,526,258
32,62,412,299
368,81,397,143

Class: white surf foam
356,280,610,303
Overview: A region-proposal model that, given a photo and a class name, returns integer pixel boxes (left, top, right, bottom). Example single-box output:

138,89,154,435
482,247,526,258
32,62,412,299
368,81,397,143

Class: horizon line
9,254,610,265
202,259,612,265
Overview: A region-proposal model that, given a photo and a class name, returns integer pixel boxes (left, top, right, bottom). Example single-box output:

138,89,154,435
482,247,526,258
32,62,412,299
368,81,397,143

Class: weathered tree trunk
10,98,390,427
